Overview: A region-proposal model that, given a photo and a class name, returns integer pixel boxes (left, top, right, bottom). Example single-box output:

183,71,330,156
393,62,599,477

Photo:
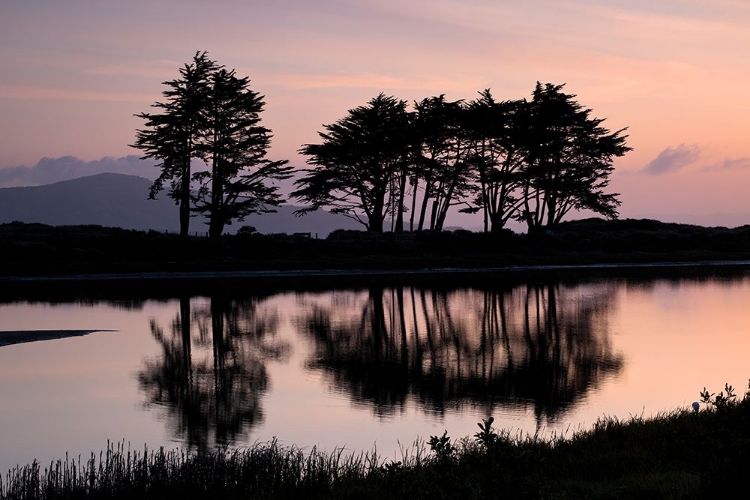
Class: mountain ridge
0,173,361,235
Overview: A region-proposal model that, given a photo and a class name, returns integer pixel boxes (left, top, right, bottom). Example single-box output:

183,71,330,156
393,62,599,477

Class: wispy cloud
271,71,483,93
85,59,180,78
0,85,151,102
0,156,158,187
702,156,750,171
642,144,701,175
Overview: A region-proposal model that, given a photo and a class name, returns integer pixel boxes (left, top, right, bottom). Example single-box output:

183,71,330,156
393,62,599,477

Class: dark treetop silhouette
411,95,476,232
293,94,413,233
517,83,630,233
131,61,629,237
293,83,630,234
132,51,291,237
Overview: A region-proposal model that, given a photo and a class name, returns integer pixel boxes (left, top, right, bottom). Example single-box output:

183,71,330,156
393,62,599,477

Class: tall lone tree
193,68,292,237
293,94,412,232
132,52,290,237
132,52,217,236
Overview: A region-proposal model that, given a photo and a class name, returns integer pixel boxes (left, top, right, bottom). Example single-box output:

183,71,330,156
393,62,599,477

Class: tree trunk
429,199,439,231
368,198,385,232
179,162,191,236
209,149,224,237
409,178,418,232
395,170,407,232
417,189,431,231
545,196,557,229
209,218,224,238
368,217,384,232
489,213,505,233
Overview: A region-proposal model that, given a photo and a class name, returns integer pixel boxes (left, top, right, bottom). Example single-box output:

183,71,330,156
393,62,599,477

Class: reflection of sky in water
1,274,750,473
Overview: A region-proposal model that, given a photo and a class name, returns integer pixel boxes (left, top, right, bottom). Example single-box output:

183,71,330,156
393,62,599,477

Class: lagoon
1,269,749,474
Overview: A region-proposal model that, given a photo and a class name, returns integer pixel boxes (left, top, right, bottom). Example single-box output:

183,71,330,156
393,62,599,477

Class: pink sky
1,0,749,226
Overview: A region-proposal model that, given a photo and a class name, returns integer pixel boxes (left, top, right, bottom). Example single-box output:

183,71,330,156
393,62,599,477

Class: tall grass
0,439,394,500
3,383,750,499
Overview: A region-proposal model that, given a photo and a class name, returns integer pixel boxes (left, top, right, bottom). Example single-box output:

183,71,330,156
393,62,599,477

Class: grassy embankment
1,218,750,278
1,384,748,499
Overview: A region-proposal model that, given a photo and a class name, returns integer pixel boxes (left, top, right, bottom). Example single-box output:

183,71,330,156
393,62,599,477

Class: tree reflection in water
138,295,288,450
299,283,623,427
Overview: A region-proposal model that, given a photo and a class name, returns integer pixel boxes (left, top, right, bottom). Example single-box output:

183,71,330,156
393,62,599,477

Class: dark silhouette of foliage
192,68,292,237
518,82,630,233
293,94,413,232
132,51,217,236
293,84,629,234
411,95,476,231
132,52,290,238
5,391,750,498
464,90,528,232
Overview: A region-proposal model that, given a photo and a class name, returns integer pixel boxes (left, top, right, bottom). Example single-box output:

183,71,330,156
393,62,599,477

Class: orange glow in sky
1,0,749,225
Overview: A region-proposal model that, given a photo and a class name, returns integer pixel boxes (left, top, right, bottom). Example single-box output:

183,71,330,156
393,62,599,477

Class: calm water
2,271,750,473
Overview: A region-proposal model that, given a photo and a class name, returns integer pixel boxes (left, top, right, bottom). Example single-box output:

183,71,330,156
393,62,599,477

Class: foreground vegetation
1,218,749,279
2,384,748,499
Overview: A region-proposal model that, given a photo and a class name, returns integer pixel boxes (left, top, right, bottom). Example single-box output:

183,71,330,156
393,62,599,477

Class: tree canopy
411,95,476,232
293,83,630,233
517,83,630,233
135,69,629,236
132,52,217,236
292,94,412,232
132,52,291,237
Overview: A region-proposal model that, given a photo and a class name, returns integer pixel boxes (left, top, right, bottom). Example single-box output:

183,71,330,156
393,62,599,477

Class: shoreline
0,329,116,347
2,260,750,303
3,219,749,294
3,258,750,284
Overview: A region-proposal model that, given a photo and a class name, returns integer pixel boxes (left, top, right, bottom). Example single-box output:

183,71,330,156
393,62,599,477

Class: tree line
133,52,631,236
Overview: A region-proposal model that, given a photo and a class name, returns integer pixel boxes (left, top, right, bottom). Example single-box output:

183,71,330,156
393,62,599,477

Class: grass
3,384,749,499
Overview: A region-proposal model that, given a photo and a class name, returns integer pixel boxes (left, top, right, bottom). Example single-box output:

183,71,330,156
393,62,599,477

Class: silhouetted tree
293,94,413,232
518,83,630,233
132,51,217,236
294,84,629,234
464,91,527,232
411,96,476,232
192,68,292,237
133,52,290,237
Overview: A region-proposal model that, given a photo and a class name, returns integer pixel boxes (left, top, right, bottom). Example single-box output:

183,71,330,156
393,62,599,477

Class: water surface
1,272,749,473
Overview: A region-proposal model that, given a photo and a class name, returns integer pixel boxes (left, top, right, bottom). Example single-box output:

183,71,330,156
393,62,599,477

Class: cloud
0,156,160,188
270,71,484,93
702,157,750,171
642,144,701,175
85,59,180,78
0,85,151,102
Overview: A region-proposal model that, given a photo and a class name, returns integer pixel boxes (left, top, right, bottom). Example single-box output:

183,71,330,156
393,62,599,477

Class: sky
1,0,749,227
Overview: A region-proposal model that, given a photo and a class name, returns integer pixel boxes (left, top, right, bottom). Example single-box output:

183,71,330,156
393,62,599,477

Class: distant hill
0,173,361,235
0,173,179,231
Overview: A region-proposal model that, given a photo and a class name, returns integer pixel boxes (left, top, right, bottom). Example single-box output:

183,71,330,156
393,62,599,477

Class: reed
0,439,385,500
2,384,749,499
